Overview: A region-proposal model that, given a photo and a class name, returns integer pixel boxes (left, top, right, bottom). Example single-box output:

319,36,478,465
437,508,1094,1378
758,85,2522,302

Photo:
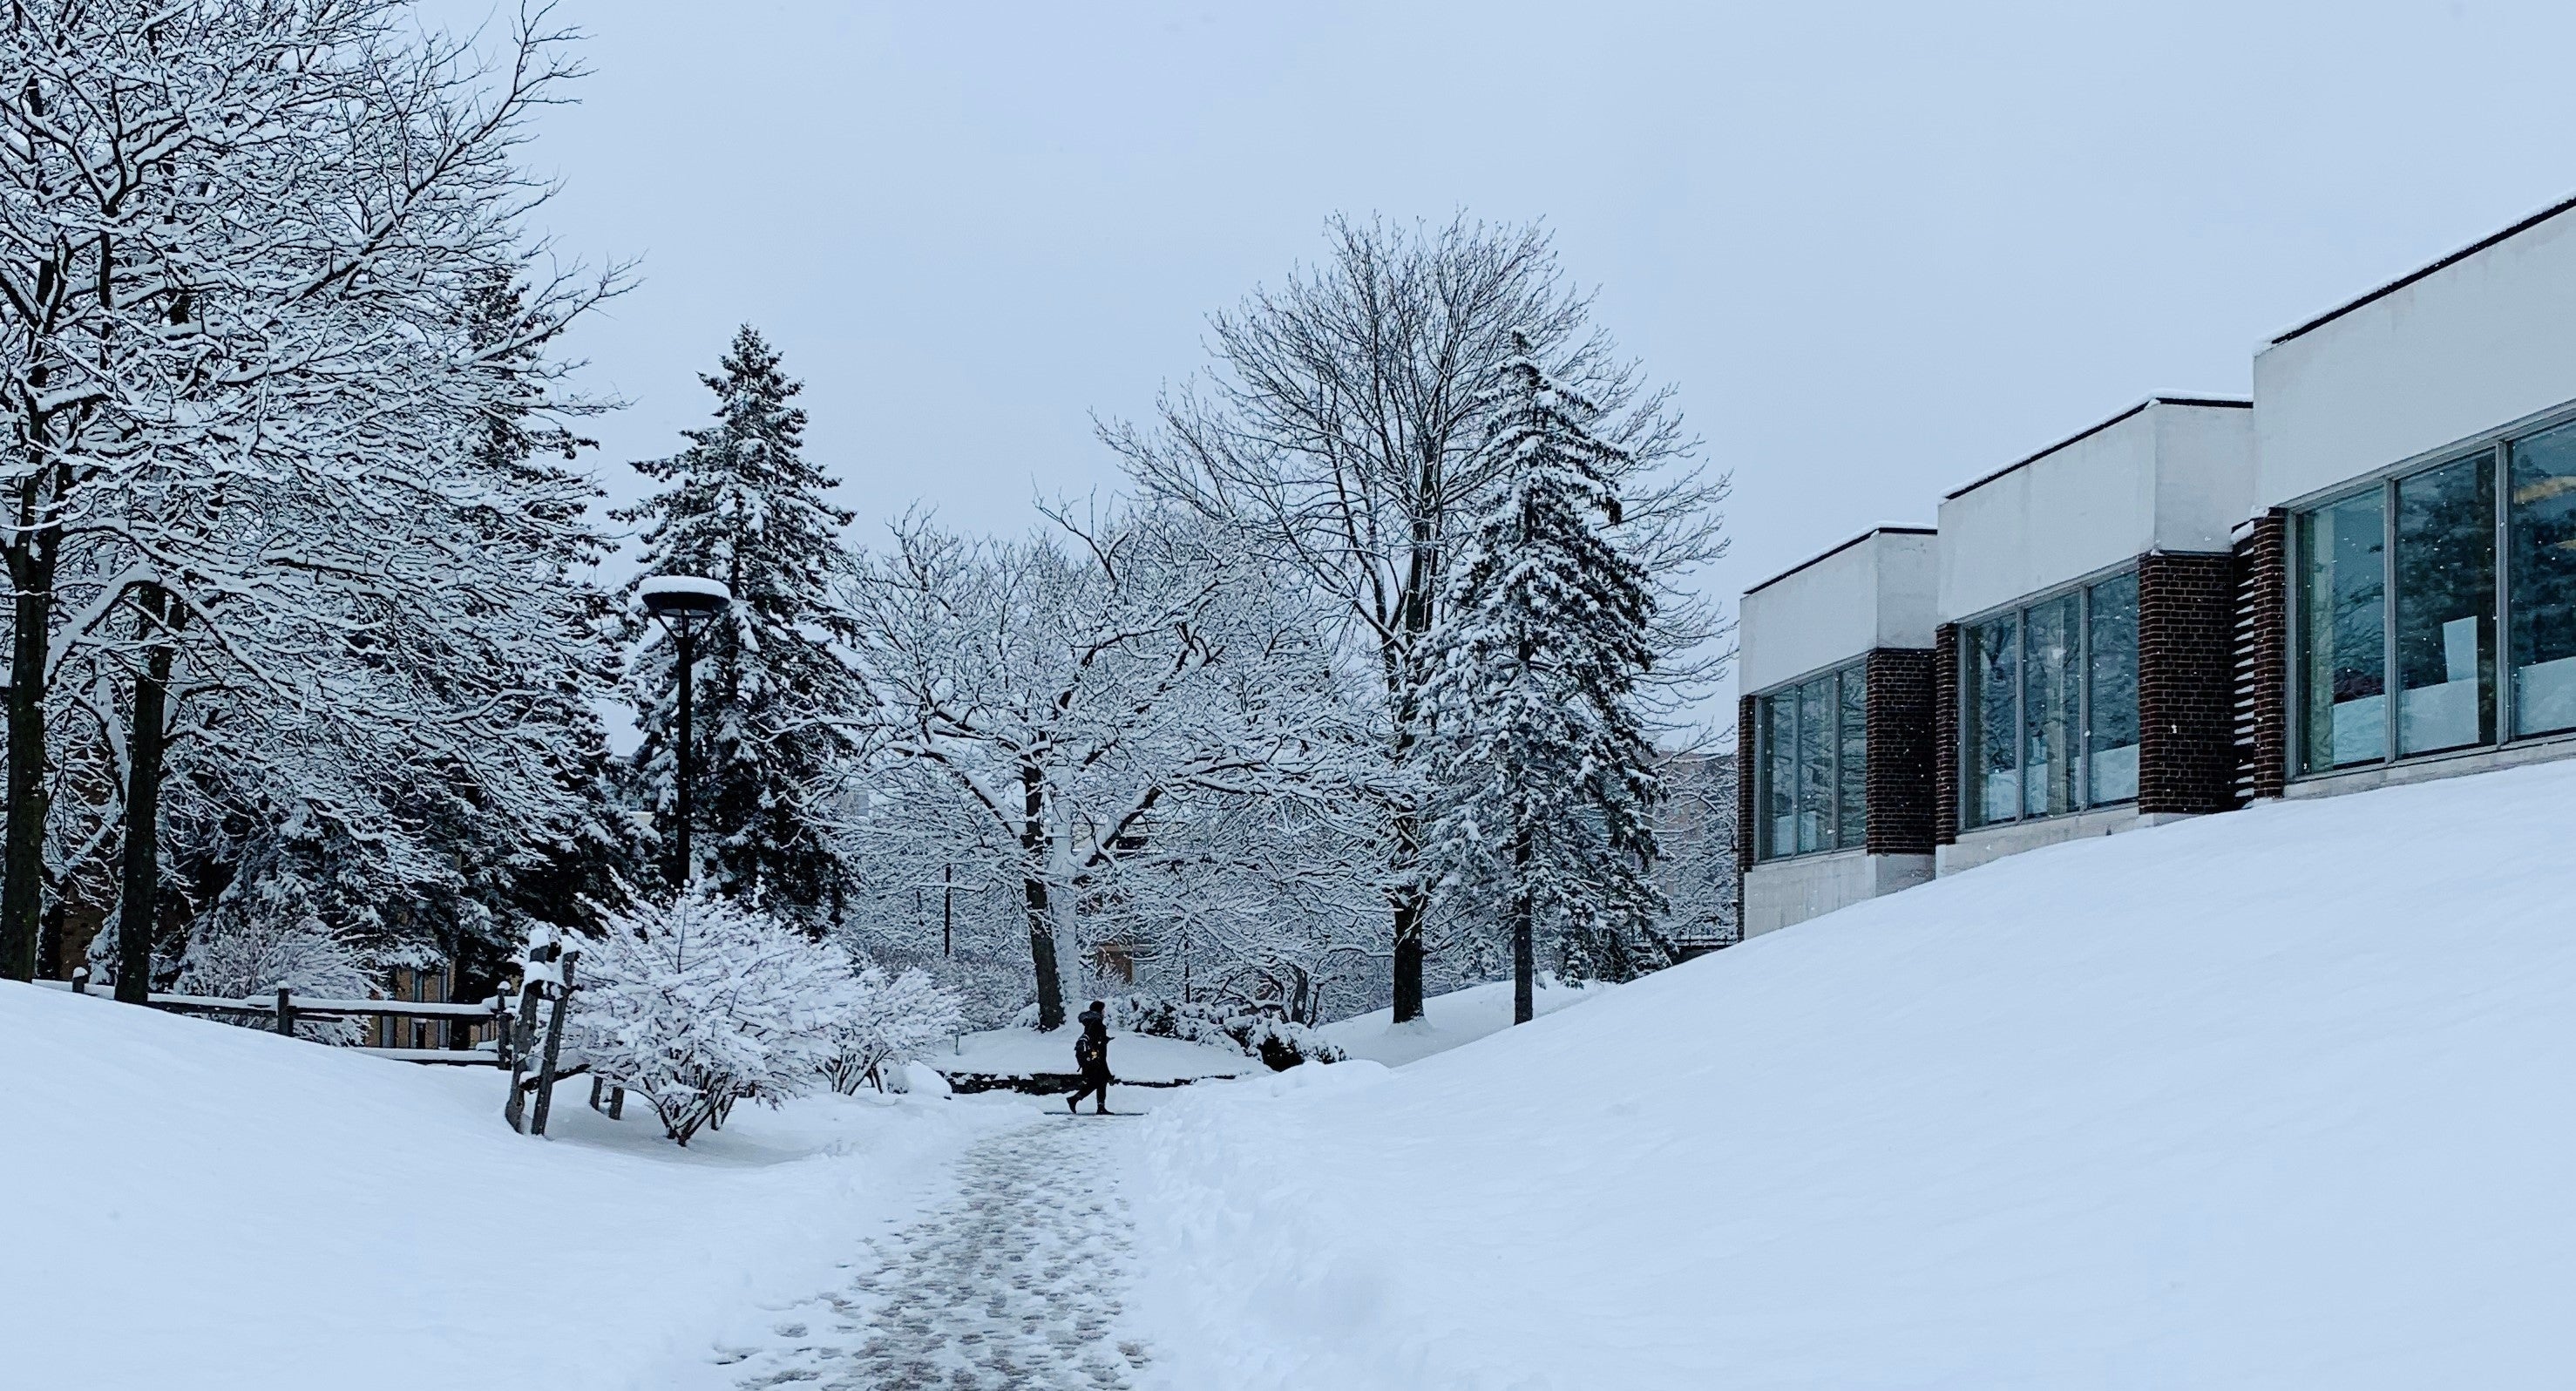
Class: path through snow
716,1109,1152,1390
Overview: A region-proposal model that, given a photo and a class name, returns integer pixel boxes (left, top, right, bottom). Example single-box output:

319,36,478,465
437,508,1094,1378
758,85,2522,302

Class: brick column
2137,551,2239,814
2232,510,2289,803
1862,648,1935,854
1734,692,1757,932
1932,623,1960,845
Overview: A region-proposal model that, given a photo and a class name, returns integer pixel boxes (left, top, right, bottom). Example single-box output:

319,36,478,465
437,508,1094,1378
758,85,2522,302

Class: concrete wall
2255,207,2576,509
1743,851,1935,936
1741,529,1939,693
1935,807,2199,875
1938,402,2253,621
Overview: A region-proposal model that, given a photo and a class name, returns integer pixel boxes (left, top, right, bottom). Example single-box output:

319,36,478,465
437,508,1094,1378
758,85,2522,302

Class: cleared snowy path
717,1110,1153,1390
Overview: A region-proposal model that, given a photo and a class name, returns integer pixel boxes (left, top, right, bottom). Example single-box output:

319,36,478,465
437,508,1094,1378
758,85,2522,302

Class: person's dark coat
1074,1005,1110,1075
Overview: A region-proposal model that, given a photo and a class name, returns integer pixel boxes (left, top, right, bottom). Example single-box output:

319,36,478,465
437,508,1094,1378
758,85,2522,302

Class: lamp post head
639,574,730,625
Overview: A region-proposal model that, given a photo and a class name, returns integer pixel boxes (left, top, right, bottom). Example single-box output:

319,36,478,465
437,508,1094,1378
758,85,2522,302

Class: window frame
2282,423,2570,782
1954,560,2143,831
1749,658,1868,864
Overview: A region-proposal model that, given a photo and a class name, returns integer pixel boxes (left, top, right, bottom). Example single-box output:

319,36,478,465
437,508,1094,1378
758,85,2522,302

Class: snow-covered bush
171,868,380,1045
1086,993,1347,1071
568,887,846,1145
818,964,966,1095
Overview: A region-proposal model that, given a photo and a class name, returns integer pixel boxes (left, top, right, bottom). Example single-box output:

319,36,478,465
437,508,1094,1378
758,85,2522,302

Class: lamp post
910,862,991,957
639,575,730,891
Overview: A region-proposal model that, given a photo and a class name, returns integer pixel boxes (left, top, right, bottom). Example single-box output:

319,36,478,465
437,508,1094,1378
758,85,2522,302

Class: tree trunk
1021,763,1065,1031
1511,821,1535,1026
113,584,178,1006
1024,872,1064,1032
1,512,61,982
1388,787,1428,1022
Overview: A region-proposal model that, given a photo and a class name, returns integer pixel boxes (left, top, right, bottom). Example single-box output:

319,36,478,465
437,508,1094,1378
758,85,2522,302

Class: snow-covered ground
1134,760,2576,1389
0,983,1026,1391
1319,976,1604,1066
939,1025,1251,1083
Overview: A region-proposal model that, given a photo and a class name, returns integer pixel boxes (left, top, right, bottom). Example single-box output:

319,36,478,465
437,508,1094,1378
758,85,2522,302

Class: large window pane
2510,422,2576,736
2394,457,2495,756
1835,669,1868,847
2299,492,2388,770
1963,615,2019,827
2085,572,2140,802
1796,675,1831,852
2022,593,2080,817
1764,694,1794,858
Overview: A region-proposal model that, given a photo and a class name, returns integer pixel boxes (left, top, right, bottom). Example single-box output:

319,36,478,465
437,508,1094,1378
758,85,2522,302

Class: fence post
607,1085,625,1121
502,970,550,1132
528,954,577,1138
275,987,295,1037
71,966,89,995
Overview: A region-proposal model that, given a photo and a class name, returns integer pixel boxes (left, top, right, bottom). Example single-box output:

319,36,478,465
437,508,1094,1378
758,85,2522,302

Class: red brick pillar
1734,692,1758,933
1862,648,1935,854
2138,551,2240,814
1932,624,1960,846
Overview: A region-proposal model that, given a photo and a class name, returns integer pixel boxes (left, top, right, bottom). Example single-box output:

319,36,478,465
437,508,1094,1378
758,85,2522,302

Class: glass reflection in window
2298,492,2388,770
2393,457,2495,756
2085,572,2140,803
1963,615,2019,828
2512,423,2576,736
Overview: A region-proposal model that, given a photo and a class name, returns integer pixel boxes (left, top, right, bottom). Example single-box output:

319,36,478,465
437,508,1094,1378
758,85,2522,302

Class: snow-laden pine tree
620,328,860,919
1426,336,1665,1025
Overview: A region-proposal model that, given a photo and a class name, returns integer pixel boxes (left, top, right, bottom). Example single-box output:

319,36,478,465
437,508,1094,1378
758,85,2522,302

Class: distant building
1736,193,2576,929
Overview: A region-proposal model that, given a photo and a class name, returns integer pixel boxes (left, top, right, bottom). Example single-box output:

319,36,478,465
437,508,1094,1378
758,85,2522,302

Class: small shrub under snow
818,965,966,1095
173,875,380,1045
1034,994,1348,1071
567,887,846,1145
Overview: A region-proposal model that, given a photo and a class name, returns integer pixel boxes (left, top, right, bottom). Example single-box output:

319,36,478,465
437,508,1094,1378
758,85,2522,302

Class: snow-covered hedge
818,965,965,1095
567,888,845,1145
172,873,379,1046
1011,994,1347,1070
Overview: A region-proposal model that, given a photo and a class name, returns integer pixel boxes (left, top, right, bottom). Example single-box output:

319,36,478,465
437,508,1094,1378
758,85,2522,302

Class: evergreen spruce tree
619,327,859,921
1426,334,1665,1025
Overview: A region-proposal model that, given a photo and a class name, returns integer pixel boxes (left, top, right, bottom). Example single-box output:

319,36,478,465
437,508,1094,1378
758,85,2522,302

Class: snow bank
1319,975,1604,1067
0,984,1020,1391
1135,761,2576,1389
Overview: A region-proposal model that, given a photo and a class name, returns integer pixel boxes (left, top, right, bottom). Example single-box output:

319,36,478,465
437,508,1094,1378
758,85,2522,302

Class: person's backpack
1074,1034,1103,1070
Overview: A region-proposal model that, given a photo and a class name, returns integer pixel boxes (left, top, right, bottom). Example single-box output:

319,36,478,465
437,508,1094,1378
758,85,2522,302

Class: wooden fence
35,960,614,1138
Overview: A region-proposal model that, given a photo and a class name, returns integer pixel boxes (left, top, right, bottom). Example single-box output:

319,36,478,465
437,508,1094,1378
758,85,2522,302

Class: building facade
1735,528,1939,935
1931,397,2253,872
1732,192,2576,930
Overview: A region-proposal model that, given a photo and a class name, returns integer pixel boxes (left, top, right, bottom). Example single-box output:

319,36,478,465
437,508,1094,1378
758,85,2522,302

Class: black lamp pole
673,612,696,890
641,578,729,892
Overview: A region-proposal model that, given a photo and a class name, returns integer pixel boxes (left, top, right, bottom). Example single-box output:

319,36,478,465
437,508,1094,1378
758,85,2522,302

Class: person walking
1068,999,1113,1114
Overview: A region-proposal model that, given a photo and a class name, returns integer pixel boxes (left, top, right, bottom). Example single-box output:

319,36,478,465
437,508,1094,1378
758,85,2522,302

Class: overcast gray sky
430,0,2576,711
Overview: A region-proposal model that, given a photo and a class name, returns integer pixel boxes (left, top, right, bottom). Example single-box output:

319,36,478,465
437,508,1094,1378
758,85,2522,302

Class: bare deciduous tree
1103,214,1725,1020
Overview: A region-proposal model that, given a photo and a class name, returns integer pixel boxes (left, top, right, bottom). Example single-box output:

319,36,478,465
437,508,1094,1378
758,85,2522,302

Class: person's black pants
1069,1065,1112,1110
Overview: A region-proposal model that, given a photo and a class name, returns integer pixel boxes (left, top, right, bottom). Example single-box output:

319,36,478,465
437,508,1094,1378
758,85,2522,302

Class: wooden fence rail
35,953,616,1139
37,972,520,1064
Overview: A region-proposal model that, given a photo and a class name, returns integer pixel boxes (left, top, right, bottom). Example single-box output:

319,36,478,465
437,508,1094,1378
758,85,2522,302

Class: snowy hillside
1319,976,1604,1067
0,986,1015,1391
1133,761,2576,1389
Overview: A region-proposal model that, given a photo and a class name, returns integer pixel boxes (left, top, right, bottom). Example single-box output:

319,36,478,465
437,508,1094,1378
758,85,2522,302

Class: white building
1734,193,2576,932
2249,193,2576,798
1736,527,1937,936
1932,396,2254,872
